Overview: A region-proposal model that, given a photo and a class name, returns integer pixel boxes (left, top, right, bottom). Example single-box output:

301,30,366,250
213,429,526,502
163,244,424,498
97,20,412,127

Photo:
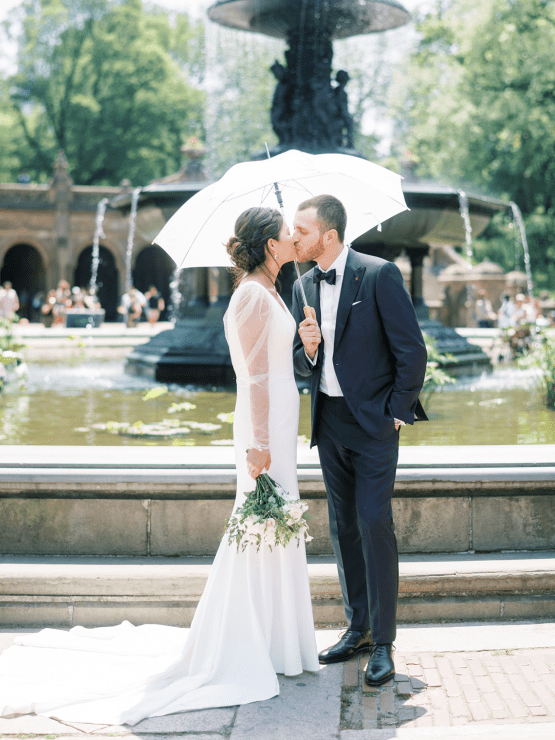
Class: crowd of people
474,289,555,360
39,280,101,327
475,289,555,330
0,279,166,328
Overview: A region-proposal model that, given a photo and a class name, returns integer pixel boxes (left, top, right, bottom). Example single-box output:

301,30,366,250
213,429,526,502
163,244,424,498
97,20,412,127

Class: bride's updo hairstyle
226,207,283,288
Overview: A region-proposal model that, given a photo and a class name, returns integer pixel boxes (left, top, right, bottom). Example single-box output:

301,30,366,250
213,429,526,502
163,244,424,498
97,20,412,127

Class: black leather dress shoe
318,629,373,665
365,643,395,686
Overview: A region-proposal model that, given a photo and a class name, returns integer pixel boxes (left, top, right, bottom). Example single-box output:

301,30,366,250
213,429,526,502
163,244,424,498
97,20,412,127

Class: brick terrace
343,648,555,730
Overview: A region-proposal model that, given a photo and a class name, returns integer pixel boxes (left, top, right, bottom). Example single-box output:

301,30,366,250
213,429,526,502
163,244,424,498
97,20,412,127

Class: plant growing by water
0,316,27,392
518,331,555,409
421,333,456,407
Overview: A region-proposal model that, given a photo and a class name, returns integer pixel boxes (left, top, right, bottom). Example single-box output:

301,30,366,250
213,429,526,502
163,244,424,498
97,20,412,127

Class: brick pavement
342,648,555,730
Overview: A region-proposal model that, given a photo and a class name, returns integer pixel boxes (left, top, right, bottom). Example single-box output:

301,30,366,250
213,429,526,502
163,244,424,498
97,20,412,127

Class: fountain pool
0,361,553,447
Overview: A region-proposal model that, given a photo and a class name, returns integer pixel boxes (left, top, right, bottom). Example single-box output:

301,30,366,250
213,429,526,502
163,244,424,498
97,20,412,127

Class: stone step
1,551,554,628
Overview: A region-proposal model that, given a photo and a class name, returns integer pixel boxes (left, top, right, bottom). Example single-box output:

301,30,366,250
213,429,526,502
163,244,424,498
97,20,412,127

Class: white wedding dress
0,280,319,725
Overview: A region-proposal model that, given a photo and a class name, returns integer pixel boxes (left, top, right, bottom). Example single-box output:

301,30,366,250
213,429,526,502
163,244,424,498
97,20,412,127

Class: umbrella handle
294,259,310,311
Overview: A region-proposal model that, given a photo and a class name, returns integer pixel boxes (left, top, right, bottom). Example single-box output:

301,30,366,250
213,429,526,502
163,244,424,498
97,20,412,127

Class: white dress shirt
309,246,349,396
306,247,406,425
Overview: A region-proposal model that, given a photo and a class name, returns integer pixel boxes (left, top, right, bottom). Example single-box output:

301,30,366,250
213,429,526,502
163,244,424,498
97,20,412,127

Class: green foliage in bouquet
226,473,312,553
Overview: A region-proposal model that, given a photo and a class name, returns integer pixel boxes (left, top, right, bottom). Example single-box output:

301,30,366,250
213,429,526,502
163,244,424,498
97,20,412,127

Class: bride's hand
247,448,271,479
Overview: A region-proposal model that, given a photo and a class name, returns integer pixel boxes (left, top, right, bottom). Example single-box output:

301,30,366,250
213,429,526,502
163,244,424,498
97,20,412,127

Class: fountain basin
207,0,411,39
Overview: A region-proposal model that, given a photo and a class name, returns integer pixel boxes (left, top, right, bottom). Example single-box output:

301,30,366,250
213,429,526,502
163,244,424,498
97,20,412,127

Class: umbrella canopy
153,149,408,269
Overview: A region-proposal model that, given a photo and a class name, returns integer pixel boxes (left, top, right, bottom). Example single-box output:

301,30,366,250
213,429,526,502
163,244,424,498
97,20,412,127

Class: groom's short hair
298,194,347,244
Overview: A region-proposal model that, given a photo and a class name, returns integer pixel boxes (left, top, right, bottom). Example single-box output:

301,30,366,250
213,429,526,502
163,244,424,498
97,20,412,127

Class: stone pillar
190,267,209,309
406,246,429,320
216,267,232,305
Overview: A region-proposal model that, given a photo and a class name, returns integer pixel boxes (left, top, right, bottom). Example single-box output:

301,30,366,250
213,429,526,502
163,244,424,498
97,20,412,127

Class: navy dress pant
315,393,399,644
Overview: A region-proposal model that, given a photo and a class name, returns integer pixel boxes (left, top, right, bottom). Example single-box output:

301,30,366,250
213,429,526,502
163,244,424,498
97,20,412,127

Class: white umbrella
153,149,408,273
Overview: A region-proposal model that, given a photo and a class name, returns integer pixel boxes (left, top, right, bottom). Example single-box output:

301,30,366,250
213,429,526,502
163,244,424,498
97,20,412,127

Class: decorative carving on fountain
269,56,355,152
207,1,411,157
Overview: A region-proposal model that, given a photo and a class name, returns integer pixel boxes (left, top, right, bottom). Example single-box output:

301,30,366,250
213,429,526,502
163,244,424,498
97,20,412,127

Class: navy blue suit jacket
292,248,428,446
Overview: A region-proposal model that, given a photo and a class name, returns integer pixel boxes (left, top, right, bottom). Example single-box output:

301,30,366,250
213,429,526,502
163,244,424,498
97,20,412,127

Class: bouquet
226,473,312,552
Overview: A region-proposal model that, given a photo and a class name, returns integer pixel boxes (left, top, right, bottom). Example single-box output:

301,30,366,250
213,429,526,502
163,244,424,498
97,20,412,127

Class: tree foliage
389,0,555,290
1,0,204,185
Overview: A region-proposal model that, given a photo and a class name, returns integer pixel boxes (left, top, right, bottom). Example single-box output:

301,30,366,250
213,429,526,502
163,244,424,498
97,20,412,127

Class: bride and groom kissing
0,194,427,725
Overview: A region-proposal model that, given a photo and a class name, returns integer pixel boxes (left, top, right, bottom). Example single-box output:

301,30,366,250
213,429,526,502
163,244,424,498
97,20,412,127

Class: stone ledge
1,468,554,493
1,552,554,597
2,444,554,469
0,553,554,628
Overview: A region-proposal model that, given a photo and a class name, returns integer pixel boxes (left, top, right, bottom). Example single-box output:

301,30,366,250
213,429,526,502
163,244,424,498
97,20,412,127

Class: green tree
388,0,555,290
2,0,204,185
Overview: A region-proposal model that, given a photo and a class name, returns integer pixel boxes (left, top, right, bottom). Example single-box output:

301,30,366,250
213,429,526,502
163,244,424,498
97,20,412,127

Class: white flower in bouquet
300,524,313,543
226,473,311,553
283,501,307,522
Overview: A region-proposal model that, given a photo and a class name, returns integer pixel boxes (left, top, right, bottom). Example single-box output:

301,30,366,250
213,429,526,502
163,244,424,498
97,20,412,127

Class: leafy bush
518,331,555,409
421,332,456,406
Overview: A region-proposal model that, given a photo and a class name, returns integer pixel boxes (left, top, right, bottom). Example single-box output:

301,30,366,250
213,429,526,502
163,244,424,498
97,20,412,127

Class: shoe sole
364,669,395,687
318,644,373,665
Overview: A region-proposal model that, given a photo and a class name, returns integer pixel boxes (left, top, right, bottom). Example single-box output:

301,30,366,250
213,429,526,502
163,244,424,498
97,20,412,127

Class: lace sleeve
235,283,272,451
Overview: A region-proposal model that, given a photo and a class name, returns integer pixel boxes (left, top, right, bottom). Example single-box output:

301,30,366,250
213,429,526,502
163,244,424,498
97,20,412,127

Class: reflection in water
0,362,553,447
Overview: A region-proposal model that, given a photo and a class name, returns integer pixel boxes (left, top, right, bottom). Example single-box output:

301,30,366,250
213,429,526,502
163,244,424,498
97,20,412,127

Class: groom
292,195,428,686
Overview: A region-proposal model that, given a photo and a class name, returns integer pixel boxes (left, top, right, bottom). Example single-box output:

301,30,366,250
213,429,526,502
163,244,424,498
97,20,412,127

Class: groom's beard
296,234,325,264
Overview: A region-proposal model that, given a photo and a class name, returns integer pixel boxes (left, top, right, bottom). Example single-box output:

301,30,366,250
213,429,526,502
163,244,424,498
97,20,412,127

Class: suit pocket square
352,301,361,306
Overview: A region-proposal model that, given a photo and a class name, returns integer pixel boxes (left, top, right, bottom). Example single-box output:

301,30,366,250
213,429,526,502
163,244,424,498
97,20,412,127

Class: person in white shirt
497,294,515,329
118,287,146,327
292,195,427,687
0,282,19,319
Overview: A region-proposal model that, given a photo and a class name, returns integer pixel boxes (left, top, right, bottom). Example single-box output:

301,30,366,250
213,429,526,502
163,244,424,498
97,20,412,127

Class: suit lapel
334,249,365,351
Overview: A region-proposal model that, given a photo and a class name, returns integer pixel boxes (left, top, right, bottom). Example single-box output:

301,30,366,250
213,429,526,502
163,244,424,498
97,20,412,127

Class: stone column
190,267,209,310
216,267,232,305
407,246,429,320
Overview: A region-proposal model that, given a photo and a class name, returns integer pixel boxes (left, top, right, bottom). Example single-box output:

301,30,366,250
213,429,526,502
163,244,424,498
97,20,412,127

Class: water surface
0,361,553,447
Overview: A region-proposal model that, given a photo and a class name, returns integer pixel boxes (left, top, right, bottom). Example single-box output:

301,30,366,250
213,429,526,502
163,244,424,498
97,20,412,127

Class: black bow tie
313,267,337,285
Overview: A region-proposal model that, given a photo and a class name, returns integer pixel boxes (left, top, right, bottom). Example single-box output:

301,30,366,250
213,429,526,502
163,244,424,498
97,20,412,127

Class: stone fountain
123,0,505,383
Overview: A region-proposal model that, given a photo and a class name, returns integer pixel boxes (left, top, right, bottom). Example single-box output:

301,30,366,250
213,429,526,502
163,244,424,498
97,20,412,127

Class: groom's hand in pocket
247,448,271,478
299,307,321,359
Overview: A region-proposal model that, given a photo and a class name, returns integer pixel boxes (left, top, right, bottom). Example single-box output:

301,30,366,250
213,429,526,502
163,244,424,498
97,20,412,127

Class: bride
0,207,319,725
